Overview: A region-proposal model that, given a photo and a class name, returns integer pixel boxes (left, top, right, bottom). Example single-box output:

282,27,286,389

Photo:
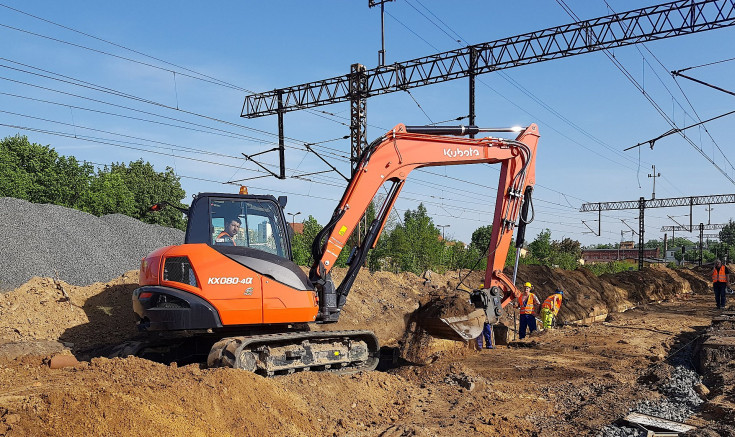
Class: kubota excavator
129,123,539,375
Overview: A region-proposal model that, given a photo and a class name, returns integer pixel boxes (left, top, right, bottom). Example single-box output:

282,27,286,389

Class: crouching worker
517,282,540,339
541,289,564,330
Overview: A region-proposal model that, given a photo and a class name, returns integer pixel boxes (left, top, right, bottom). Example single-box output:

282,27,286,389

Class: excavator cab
185,193,291,258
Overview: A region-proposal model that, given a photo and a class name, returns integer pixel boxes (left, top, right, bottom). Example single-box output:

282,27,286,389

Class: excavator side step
207,330,380,376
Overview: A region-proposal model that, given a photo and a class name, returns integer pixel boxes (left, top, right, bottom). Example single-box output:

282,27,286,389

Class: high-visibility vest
713,266,727,283
542,294,562,315
519,293,536,315
216,231,236,246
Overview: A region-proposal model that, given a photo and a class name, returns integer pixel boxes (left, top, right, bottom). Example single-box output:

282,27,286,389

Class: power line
556,0,735,185
0,21,251,92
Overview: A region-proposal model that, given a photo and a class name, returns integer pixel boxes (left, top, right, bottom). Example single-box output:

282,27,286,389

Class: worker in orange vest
541,290,564,329
516,282,540,339
712,259,731,309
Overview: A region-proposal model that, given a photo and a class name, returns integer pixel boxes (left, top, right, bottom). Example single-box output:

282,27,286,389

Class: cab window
209,198,288,257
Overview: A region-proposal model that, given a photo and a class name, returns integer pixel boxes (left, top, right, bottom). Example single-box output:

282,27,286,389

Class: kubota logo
208,277,254,285
443,147,480,158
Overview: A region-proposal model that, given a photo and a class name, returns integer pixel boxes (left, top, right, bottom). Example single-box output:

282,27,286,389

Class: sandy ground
0,265,732,436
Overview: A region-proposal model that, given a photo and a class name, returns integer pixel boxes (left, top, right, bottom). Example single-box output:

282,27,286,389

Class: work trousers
714,282,727,309
476,322,494,349
519,313,536,339
541,308,554,329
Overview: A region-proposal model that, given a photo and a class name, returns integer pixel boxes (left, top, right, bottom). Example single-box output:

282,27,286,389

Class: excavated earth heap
0,199,732,436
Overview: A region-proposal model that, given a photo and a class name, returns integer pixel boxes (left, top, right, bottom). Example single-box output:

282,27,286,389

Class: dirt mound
509,264,710,323
398,289,478,364
0,264,725,436
0,271,140,356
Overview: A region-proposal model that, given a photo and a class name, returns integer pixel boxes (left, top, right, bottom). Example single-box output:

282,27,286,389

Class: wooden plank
624,412,695,432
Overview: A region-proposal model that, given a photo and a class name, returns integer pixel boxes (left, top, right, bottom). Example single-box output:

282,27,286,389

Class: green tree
0,135,95,207
720,220,735,246
291,215,322,266
528,229,553,265
103,160,187,230
382,204,444,274
80,171,136,216
469,225,493,254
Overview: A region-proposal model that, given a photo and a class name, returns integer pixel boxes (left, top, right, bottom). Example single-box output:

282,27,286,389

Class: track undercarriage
110,330,380,377
207,330,379,376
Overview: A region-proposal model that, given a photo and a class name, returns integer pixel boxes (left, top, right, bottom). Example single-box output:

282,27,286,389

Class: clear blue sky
2,1,734,246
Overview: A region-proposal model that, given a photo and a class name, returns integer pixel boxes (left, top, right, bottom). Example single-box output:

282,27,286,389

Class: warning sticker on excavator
338,226,347,236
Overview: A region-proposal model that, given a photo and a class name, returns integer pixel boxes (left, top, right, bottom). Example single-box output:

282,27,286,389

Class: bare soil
0,264,733,436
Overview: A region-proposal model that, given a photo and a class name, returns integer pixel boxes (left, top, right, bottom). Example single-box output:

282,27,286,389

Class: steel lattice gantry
241,0,735,173
580,194,735,269
661,223,727,231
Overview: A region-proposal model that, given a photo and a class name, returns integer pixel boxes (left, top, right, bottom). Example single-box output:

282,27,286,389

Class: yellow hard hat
524,282,533,288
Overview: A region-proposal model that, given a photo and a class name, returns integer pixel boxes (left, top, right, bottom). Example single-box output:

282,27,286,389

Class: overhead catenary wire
555,0,735,185
1,5,616,221
0,3,704,242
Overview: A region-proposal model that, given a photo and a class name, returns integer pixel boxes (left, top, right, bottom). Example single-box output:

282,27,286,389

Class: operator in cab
215,218,241,246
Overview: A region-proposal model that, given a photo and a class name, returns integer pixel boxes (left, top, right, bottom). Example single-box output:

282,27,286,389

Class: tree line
1,135,187,230
290,203,587,275
10,134,730,275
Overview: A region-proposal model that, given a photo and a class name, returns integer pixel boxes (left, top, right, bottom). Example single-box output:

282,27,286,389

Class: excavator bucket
418,308,487,341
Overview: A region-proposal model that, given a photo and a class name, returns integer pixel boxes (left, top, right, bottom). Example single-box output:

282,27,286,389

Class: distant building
581,247,660,264
619,241,635,250
258,221,272,241
288,222,304,234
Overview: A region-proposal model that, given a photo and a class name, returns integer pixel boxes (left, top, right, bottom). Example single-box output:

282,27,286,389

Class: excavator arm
309,123,539,323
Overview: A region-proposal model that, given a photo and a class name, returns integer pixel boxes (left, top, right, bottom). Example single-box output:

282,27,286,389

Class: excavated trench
597,311,735,436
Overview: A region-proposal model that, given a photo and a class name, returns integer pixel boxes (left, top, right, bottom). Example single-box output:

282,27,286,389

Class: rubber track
207,330,379,376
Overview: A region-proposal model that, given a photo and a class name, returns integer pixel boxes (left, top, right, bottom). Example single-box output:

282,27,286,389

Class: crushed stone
0,197,183,291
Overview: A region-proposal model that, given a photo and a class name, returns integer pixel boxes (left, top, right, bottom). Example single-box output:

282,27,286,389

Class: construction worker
541,290,564,329
712,259,731,309
516,282,540,339
475,282,494,349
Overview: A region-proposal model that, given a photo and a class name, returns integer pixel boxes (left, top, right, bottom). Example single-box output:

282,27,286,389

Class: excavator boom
310,123,539,325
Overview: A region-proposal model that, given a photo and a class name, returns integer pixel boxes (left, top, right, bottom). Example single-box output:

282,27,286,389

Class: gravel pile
635,365,703,421
597,425,644,437
596,361,703,436
0,197,184,291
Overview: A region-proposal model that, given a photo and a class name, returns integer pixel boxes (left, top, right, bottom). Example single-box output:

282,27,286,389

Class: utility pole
699,222,704,266
437,224,450,240
706,204,713,224
287,211,301,227
368,0,394,66
581,193,735,271
648,165,661,200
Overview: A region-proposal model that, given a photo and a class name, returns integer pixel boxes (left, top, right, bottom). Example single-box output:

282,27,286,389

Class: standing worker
711,259,731,310
541,290,564,329
516,282,540,339
476,283,494,349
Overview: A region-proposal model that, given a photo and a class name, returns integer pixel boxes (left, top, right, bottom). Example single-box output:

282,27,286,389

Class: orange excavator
130,123,539,375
